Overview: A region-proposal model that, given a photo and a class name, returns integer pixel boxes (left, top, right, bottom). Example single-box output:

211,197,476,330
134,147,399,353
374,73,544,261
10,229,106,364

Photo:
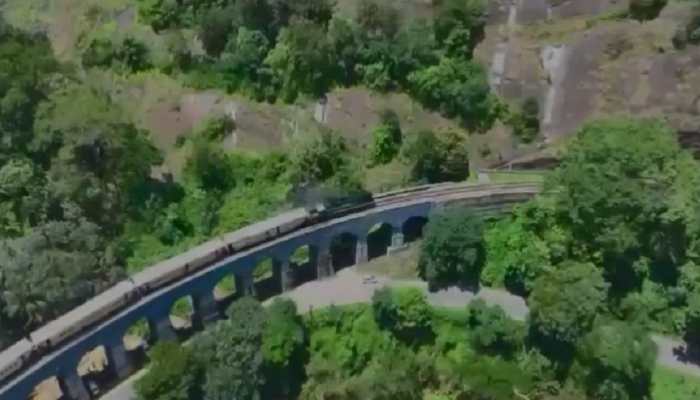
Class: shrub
628,0,667,22
369,109,402,165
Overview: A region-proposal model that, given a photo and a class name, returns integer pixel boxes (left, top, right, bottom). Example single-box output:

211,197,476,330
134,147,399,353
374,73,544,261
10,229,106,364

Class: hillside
476,0,700,165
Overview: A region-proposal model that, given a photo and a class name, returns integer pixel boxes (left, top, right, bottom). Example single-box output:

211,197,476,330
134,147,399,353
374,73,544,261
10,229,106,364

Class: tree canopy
418,208,485,289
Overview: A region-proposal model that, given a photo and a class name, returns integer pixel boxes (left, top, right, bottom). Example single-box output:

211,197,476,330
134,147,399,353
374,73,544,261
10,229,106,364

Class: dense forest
3,0,700,398
0,0,483,350
136,117,700,400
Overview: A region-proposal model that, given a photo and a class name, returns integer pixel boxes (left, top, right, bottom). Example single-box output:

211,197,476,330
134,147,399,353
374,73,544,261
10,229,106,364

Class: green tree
629,0,668,21
218,28,271,94
548,118,698,295
528,262,608,365
198,5,238,56
184,138,234,193
372,287,433,345
418,208,485,289
265,19,336,102
288,131,352,186
401,130,470,183
684,290,700,354
433,0,486,57
577,321,656,400
369,109,402,165
408,58,498,131
510,97,540,143
195,297,268,400
262,299,306,398
0,23,59,161
467,299,524,358
135,342,203,400
0,217,124,337
136,0,183,31
356,0,400,38
483,216,550,294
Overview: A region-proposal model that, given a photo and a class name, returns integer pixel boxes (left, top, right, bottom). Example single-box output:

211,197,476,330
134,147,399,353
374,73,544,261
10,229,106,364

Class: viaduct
0,182,541,400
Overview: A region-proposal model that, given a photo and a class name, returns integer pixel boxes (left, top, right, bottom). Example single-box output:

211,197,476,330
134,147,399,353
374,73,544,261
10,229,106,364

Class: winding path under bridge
0,182,540,400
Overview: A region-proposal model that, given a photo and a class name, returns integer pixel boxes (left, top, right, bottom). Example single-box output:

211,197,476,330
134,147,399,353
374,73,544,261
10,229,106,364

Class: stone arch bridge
0,183,540,400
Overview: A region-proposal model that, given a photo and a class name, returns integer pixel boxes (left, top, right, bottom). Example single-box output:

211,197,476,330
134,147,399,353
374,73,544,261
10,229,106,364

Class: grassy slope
652,366,700,400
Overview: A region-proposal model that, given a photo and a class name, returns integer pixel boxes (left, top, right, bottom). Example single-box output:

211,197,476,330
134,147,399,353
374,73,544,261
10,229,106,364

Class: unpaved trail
99,267,700,399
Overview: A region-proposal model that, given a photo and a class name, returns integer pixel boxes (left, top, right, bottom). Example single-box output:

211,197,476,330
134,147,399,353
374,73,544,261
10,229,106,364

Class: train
0,196,377,385
0,182,542,386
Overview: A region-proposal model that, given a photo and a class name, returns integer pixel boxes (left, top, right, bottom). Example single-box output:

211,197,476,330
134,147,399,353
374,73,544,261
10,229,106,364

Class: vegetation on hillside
0,0,491,348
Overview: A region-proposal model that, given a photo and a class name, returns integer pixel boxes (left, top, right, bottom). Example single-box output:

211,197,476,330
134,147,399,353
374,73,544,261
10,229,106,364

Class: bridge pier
276,259,294,291
388,227,407,255
148,315,177,343
315,244,334,279
192,290,220,328
355,237,369,265
105,340,132,380
60,370,91,400
236,271,256,297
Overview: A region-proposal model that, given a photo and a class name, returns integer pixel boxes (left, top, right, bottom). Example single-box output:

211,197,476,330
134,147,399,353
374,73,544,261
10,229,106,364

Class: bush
510,97,540,143
369,109,402,165
372,287,434,345
135,342,203,400
467,299,524,358
402,130,470,184
197,115,236,142
628,0,667,22
82,37,151,73
418,208,485,290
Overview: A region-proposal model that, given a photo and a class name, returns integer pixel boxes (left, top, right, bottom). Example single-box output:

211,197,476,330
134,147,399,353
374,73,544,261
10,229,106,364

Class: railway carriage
0,339,33,383
130,237,228,294
29,281,137,356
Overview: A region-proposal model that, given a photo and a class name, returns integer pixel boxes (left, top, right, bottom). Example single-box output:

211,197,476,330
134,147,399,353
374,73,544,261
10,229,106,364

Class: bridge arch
402,216,428,243
0,184,540,400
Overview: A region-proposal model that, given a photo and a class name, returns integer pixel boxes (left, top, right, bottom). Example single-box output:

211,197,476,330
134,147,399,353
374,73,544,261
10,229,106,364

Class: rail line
0,182,541,400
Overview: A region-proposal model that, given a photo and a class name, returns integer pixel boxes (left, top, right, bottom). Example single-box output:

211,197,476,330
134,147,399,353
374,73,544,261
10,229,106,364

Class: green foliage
401,130,470,184
0,218,124,335
408,57,498,131
135,342,203,400
372,287,434,345
195,115,235,142
510,97,540,143
528,262,608,364
356,0,400,39
684,291,700,352
433,0,486,57
262,298,306,398
183,138,235,193
481,206,557,294
576,321,656,400
136,0,185,32
548,118,699,295
218,28,272,96
264,19,336,102
418,208,485,289
82,37,152,73
467,299,524,358
287,130,367,205
629,0,668,21
195,297,267,400
198,5,237,56
369,109,402,165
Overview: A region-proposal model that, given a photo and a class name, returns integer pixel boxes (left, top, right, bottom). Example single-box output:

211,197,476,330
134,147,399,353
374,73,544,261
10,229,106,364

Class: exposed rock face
478,0,700,149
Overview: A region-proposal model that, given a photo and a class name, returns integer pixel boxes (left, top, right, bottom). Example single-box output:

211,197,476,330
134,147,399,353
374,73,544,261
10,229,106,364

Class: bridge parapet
0,183,540,400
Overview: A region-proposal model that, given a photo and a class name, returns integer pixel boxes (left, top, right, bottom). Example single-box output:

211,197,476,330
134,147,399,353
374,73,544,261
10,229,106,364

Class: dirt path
280,268,700,378
99,267,700,399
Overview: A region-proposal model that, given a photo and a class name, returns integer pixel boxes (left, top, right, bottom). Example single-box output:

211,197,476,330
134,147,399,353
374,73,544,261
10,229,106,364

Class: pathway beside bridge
101,266,700,400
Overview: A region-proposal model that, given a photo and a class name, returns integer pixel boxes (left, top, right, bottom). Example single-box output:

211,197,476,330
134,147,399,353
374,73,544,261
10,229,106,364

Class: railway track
0,182,542,400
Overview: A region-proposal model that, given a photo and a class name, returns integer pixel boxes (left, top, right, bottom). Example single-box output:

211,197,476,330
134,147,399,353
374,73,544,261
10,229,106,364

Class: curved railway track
0,182,541,400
